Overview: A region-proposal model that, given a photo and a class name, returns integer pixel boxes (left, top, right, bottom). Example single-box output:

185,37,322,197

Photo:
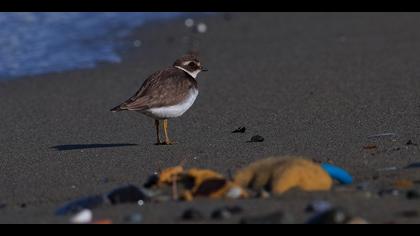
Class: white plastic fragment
70,209,93,224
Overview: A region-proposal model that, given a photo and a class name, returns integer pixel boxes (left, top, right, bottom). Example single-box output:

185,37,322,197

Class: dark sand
2,13,420,223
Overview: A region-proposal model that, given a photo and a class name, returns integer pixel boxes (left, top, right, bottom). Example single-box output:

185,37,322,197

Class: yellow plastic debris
234,157,333,194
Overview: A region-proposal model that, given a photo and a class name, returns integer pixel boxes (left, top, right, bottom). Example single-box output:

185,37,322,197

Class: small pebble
406,140,417,146
196,23,207,33
20,203,27,208
406,190,420,199
133,40,142,47
70,209,93,224
137,200,144,206
184,18,194,28
232,127,246,133
249,135,264,142
125,213,143,224
181,208,205,221
226,187,243,199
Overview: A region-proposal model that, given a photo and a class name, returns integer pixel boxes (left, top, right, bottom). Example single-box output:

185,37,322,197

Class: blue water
0,13,187,79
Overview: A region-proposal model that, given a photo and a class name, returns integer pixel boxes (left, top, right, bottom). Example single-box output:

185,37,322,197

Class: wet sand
1,13,420,223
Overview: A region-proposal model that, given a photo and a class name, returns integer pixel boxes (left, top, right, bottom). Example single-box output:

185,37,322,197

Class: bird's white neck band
175,66,200,79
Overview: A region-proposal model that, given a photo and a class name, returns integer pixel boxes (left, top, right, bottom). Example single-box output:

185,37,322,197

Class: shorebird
110,52,207,145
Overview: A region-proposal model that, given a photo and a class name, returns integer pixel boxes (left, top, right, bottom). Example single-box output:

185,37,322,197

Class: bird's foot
155,141,176,145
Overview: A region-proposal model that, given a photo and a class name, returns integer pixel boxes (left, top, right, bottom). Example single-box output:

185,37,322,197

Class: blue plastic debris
321,163,353,185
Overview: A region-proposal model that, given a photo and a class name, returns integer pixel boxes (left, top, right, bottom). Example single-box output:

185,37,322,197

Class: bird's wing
117,68,197,111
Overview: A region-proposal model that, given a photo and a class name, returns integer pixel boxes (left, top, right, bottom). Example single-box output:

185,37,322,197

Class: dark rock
107,185,149,205
211,206,243,220
232,127,246,133
55,195,105,216
181,208,205,221
406,190,420,200
240,211,293,224
306,208,351,224
406,140,418,146
249,135,264,143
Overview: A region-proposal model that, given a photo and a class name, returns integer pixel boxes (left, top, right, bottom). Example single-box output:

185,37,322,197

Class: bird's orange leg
163,119,175,145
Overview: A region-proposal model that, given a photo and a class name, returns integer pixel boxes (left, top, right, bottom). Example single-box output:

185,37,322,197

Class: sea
0,13,192,80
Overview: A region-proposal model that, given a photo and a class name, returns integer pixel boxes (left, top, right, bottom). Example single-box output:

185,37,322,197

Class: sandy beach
1,12,420,223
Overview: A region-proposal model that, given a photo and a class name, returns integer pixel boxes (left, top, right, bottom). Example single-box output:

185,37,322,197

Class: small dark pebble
406,140,418,146
249,135,264,143
406,190,420,200
211,206,243,220
0,203,6,209
400,210,419,218
232,127,246,133
20,203,27,209
181,208,205,221
306,208,351,224
240,211,293,224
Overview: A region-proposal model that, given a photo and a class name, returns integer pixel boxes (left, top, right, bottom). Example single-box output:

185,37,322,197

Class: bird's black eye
188,62,195,67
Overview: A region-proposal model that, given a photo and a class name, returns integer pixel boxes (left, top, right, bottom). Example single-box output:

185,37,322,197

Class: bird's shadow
50,143,138,151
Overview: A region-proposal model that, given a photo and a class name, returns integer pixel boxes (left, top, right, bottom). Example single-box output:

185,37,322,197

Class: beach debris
306,208,351,224
240,211,293,224
107,185,150,205
55,195,105,216
211,206,243,220
234,157,333,195
406,140,418,146
184,18,194,28
249,135,264,143
232,127,246,133
181,208,205,221
70,209,93,224
393,180,414,189
145,166,247,201
305,200,333,213
92,219,113,224
196,22,207,33
321,163,353,185
406,190,420,200
367,132,397,139
124,213,143,224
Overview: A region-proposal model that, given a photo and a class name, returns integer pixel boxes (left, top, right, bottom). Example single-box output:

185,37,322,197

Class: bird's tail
110,105,125,112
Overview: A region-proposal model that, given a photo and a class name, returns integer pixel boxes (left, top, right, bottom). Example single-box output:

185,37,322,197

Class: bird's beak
201,67,208,72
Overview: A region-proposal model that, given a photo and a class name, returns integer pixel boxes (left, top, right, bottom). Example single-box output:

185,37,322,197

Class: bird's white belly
142,89,198,119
